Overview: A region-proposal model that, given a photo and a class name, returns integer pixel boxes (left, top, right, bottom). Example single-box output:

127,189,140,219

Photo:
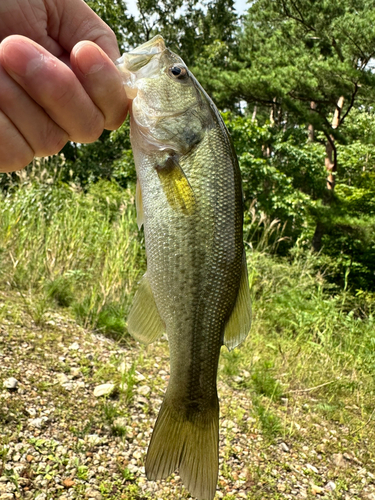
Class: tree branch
340,83,359,125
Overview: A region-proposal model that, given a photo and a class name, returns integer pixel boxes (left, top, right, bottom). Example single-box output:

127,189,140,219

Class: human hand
0,0,128,172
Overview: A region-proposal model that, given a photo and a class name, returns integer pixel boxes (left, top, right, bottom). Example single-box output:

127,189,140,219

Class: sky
125,0,249,18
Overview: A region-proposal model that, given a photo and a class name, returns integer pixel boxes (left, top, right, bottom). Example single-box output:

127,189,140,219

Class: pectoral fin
156,155,196,216
127,274,165,344
135,179,144,229
223,252,252,350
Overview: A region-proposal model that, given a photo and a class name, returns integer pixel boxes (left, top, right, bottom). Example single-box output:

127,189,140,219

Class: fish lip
128,35,166,56
116,35,166,72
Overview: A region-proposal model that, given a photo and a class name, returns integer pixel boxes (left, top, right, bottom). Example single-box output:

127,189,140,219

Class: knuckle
72,109,104,143
0,148,33,172
50,75,76,108
35,122,68,157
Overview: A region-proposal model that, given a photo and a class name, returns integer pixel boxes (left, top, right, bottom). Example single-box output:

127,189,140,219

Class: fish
117,35,252,500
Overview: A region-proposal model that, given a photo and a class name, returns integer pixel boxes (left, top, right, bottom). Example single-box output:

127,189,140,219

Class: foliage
3,0,375,291
0,171,145,337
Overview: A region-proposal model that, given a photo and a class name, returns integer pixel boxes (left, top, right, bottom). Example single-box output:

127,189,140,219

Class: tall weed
0,175,144,337
244,246,375,426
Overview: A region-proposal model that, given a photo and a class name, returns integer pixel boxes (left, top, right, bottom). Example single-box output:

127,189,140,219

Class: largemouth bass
117,36,252,500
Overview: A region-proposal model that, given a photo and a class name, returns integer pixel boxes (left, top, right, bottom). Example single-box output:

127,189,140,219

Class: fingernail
75,44,105,76
1,39,44,77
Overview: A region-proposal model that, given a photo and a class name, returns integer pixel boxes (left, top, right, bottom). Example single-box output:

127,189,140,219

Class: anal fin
223,251,252,350
127,274,165,344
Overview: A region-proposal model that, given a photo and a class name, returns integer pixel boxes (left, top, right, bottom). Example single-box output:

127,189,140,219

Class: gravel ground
1,290,375,500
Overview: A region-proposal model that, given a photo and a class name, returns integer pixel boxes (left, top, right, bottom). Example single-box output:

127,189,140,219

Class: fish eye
168,65,188,80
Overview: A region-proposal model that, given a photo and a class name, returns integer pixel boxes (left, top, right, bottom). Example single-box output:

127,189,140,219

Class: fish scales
117,35,252,500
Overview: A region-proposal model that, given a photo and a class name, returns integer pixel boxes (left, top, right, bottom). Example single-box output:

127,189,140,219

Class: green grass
1,171,375,499
1,174,375,430
234,248,375,439
0,176,145,337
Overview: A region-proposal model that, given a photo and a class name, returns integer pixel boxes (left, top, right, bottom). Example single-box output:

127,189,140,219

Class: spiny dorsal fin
156,155,196,216
135,178,144,229
223,251,252,351
127,274,165,344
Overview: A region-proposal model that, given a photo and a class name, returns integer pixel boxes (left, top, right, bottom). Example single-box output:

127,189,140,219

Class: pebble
71,368,81,378
113,418,128,428
85,488,101,499
68,342,80,350
28,417,48,429
325,481,336,491
56,373,69,384
310,483,324,495
62,478,75,488
137,385,151,396
332,453,345,467
93,383,115,397
135,372,146,382
2,299,375,500
3,378,18,390
280,442,290,452
306,463,318,473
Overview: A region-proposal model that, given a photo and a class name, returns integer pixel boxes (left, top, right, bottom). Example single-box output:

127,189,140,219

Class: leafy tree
203,0,375,192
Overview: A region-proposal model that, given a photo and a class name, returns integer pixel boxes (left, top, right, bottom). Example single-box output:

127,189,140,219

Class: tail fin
145,395,219,500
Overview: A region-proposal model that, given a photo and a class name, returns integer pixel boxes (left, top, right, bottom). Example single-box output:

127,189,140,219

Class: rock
68,342,80,350
310,483,324,495
306,463,319,473
332,453,345,467
113,418,127,428
137,385,151,396
71,368,81,378
221,419,236,429
280,442,290,452
35,494,46,500
127,463,140,473
0,494,14,500
28,417,48,429
299,488,308,499
26,455,34,462
86,434,108,446
85,488,101,499
56,373,69,384
62,382,74,391
62,478,75,488
136,396,149,405
3,378,18,390
93,383,115,397
325,481,336,491
17,478,29,487
25,408,36,417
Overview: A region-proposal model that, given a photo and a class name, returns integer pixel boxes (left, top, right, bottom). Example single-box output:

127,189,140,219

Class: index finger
0,35,104,143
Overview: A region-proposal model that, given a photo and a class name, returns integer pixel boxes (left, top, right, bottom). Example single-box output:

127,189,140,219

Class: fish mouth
117,35,166,72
